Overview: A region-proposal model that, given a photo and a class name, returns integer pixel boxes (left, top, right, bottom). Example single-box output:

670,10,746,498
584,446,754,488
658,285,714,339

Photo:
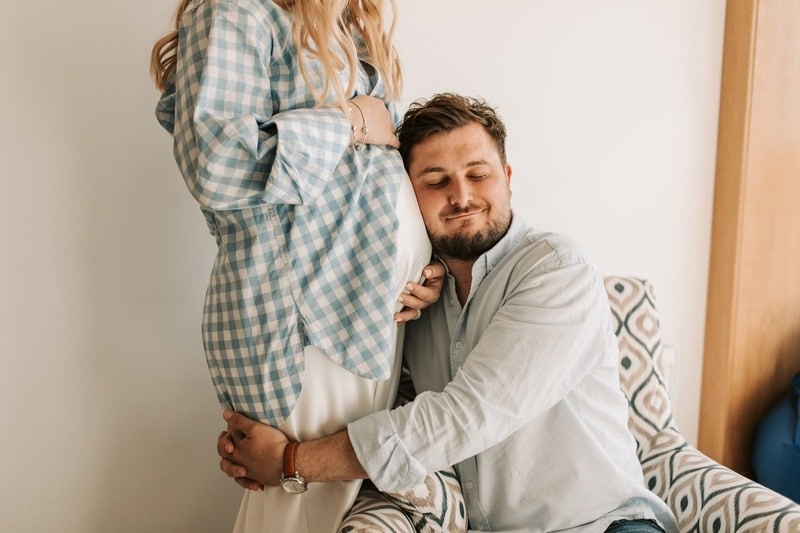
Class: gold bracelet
349,101,368,150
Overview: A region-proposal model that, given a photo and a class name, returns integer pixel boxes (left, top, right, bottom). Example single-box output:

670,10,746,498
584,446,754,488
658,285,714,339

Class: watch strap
283,441,300,478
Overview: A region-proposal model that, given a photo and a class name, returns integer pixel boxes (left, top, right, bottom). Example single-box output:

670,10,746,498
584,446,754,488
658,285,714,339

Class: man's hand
394,262,446,323
217,410,288,491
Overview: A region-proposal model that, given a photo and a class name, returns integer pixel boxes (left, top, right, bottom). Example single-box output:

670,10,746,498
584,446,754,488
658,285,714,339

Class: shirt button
455,340,464,349
465,481,474,490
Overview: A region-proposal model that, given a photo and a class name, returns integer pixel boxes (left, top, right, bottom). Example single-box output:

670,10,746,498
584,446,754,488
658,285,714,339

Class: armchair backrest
605,276,675,455
604,276,800,531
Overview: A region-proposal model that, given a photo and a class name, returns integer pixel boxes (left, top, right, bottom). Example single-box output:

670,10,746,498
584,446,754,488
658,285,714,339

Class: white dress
232,175,432,533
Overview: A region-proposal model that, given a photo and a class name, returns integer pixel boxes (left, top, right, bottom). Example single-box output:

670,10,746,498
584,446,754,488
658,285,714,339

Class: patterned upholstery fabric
339,469,466,533
340,485,416,533
605,276,800,532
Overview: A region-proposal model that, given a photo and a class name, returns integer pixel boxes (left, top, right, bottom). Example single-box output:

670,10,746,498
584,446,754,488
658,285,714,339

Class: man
218,93,678,533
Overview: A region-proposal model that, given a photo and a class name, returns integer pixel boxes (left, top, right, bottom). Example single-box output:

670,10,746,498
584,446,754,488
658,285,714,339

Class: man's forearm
295,429,368,482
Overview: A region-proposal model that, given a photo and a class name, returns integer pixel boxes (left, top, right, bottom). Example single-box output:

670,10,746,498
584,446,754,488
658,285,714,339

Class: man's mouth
444,208,485,221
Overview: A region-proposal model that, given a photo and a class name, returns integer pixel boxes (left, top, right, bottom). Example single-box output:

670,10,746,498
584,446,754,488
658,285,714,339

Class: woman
150,1,464,531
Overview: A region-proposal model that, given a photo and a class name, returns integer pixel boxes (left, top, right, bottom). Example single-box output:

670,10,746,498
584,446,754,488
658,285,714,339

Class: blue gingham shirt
156,0,406,424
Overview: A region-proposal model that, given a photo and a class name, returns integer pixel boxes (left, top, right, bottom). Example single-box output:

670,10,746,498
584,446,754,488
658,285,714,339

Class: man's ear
505,163,512,187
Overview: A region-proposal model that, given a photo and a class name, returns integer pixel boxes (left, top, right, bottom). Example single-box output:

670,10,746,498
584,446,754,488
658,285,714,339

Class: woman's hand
217,410,288,490
348,95,399,148
394,262,446,323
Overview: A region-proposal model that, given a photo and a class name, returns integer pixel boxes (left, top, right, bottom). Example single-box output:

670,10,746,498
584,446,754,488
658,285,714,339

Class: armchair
606,276,800,532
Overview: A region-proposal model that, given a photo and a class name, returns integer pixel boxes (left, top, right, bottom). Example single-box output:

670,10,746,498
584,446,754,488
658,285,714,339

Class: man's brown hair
397,93,507,169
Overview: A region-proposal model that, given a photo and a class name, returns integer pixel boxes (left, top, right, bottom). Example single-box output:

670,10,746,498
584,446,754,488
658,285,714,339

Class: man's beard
429,208,512,261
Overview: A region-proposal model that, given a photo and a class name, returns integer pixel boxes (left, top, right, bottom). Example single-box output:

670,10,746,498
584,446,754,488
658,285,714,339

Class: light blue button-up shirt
156,0,407,424
348,217,678,532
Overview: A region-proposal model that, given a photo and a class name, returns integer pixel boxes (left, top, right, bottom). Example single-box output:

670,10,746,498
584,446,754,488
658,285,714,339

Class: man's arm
297,430,368,482
220,256,607,492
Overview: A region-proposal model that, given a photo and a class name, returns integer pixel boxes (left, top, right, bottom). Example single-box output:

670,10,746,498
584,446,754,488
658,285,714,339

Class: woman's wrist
348,100,368,149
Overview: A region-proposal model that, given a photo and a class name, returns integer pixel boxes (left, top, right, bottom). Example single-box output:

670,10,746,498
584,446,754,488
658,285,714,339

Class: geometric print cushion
340,486,417,533
339,469,467,533
605,276,674,455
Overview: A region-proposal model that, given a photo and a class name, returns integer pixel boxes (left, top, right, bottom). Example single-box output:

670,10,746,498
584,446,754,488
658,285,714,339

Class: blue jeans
605,519,665,533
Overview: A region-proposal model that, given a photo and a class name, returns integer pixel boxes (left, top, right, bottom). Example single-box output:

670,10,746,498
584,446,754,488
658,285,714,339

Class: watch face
281,476,307,494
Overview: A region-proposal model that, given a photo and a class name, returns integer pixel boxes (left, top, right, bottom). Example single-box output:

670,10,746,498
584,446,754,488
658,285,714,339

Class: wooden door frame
700,0,800,476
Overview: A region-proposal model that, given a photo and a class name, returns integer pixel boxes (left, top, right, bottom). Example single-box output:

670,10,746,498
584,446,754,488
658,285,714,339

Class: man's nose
448,180,472,206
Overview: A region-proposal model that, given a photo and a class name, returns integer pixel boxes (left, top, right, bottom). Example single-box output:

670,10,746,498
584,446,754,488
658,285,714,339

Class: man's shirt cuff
347,410,427,492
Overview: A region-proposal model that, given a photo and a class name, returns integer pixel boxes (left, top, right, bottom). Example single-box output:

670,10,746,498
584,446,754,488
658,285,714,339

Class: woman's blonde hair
149,0,402,106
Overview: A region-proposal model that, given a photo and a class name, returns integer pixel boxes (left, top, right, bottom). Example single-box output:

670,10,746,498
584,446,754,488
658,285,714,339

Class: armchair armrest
641,426,800,532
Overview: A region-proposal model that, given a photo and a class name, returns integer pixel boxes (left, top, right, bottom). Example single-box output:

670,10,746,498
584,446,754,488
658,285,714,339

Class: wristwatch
280,441,308,494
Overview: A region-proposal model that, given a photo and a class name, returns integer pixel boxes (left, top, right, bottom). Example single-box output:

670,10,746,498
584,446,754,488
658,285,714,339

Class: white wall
0,1,725,531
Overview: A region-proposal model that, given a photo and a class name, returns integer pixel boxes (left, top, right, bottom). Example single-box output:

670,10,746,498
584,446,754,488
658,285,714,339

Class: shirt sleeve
348,256,613,491
167,0,352,210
